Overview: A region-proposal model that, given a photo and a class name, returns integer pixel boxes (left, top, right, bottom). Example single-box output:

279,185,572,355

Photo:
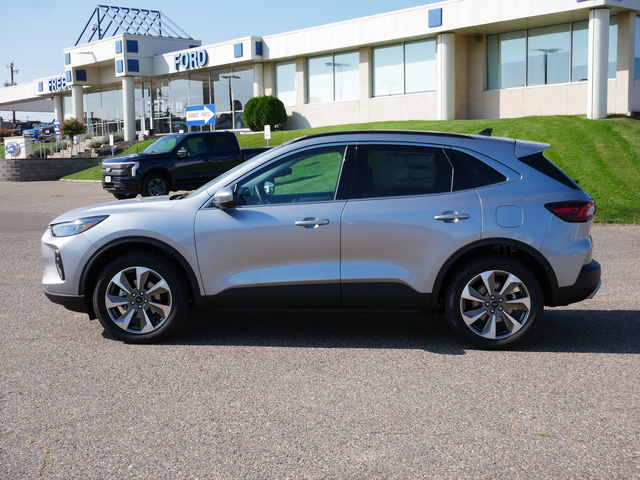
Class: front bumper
102,176,141,194
549,259,602,306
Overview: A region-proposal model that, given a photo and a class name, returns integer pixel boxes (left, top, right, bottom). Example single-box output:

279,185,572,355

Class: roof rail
288,129,475,144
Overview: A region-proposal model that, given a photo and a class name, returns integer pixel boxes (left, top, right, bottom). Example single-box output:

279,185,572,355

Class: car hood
102,152,159,164
48,195,179,225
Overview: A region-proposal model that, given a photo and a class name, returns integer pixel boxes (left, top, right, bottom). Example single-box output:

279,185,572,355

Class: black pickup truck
102,131,269,199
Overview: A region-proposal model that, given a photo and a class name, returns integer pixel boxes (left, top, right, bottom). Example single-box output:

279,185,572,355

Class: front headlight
50,215,109,237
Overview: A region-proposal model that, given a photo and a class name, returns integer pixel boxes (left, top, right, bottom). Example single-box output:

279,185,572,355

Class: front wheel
92,253,189,343
444,256,544,350
141,173,170,196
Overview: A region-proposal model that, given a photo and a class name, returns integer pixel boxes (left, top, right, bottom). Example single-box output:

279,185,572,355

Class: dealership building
2,0,640,141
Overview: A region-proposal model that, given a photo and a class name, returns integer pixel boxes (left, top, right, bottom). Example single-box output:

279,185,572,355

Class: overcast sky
2,0,440,121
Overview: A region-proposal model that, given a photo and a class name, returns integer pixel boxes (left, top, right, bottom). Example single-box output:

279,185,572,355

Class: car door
194,144,352,307
340,142,483,308
172,134,215,188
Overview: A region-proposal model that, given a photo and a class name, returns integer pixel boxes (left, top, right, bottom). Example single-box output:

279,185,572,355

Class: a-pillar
122,76,135,141
588,8,610,119
53,95,63,122
437,33,456,121
71,85,84,121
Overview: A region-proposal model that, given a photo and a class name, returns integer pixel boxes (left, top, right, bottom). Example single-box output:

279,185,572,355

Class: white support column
588,8,610,119
437,33,456,121
122,76,136,141
253,63,264,98
53,95,63,122
71,85,84,121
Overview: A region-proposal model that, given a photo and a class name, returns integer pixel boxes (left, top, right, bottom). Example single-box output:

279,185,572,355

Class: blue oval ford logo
5,142,20,156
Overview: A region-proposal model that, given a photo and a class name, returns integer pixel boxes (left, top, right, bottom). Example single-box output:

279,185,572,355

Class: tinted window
450,150,507,189
518,152,580,190
350,144,453,198
210,134,237,154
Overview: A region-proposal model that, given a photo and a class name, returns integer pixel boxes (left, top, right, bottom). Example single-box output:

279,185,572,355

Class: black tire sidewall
93,253,188,343
141,174,170,197
445,256,544,350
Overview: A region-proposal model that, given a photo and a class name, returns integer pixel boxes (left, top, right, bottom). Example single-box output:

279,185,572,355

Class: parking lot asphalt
1,180,639,480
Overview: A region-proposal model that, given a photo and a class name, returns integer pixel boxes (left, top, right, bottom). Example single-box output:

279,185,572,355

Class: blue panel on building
38,82,43,92
127,59,140,72
256,41,263,56
429,8,443,28
75,70,87,82
116,60,124,73
126,40,139,53
115,40,122,54
234,43,243,58
65,53,71,65
65,71,72,82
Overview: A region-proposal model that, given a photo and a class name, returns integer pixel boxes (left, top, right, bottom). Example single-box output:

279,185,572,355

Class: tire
112,193,137,200
92,252,189,343
444,256,543,350
141,173,170,196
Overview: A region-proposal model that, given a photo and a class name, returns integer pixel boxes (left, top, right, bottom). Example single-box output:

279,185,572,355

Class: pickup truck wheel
444,256,543,350
142,173,170,196
92,252,189,343
112,193,137,200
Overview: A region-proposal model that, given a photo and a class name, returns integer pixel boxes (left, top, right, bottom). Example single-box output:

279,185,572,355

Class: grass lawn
60,115,640,223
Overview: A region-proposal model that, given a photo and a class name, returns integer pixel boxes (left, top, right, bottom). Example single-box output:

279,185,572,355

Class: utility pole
5,61,19,123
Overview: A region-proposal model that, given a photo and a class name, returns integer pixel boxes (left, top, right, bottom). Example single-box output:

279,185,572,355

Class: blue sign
185,104,216,126
5,141,20,156
53,121,61,136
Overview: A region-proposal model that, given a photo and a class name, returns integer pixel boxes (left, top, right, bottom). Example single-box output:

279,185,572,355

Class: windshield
143,135,179,154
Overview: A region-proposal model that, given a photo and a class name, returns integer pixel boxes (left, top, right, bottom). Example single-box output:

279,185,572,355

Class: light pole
220,74,240,128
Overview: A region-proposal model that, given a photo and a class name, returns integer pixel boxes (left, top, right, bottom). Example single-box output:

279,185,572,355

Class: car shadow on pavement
160,308,640,355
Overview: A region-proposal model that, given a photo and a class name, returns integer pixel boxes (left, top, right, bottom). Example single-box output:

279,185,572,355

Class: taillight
545,200,596,223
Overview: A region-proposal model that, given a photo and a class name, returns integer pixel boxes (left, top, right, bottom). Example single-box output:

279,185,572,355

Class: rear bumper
549,260,602,306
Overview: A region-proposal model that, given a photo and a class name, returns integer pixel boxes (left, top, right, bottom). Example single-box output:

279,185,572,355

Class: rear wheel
445,256,543,349
92,252,189,343
141,173,170,196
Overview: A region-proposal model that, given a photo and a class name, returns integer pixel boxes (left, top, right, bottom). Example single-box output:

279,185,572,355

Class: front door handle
434,211,470,223
295,217,330,228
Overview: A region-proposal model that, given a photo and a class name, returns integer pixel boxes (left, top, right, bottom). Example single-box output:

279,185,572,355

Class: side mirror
212,186,236,209
177,148,188,158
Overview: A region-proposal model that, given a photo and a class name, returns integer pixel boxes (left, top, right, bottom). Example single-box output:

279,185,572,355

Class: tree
60,118,87,143
242,96,288,132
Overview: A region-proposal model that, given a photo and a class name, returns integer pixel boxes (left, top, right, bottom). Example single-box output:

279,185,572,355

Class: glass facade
307,51,359,103
373,39,436,97
488,18,618,90
275,61,296,106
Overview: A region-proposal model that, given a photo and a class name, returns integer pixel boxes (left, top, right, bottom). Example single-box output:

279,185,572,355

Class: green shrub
243,95,288,132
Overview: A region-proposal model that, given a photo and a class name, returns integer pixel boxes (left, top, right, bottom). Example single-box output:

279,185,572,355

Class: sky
2,0,440,122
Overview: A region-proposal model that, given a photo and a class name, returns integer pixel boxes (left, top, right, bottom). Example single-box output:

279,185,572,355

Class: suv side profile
42,130,601,349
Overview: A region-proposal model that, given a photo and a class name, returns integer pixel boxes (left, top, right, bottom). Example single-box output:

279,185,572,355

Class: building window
488,18,618,90
527,24,571,86
275,61,296,106
307,51,359,103
373,39,436,97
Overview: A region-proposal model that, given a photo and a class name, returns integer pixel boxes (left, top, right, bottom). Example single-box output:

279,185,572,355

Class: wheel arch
79,236,204,318
433,238,559,307
142,167,173,187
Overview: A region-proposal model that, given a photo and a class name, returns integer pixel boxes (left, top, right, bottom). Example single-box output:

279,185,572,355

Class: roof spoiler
478,128,493,136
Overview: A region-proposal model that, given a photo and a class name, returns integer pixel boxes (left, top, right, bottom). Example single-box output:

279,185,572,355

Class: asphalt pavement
1,180,638,479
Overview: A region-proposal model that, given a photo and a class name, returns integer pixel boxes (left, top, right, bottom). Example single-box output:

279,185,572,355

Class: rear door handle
295,217,330,228
434,211,470,222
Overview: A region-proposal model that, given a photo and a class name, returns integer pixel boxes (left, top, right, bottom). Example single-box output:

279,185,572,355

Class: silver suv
42,131,601,349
